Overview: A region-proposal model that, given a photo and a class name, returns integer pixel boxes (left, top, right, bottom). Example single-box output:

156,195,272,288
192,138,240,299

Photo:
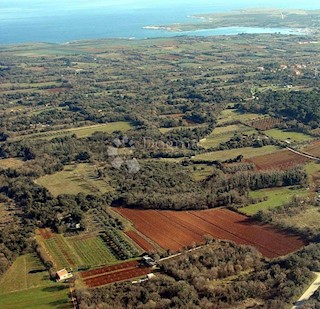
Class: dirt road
292,272,320,308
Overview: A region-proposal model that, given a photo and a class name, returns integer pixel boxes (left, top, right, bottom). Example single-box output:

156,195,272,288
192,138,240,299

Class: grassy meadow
199,124,257,148
14,121,133,141
192,145,280,162
0,254,71,309
0,158,24,169
36,163,113,196
240,186,308,216
264,129,313,143
217,109,260,126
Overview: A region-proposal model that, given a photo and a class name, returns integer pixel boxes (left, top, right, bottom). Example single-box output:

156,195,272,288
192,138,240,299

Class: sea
0,0,319,45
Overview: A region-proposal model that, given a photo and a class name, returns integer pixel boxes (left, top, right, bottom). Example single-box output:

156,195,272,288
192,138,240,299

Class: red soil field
38,228,52,240
81,259,151,288
125,231,155,252
246,149,310,170
80,260,139,279
115,208,307,259
84,267,151,288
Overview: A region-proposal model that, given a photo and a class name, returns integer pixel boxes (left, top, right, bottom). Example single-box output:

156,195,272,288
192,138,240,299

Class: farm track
286,147,320,161
115,208,307,258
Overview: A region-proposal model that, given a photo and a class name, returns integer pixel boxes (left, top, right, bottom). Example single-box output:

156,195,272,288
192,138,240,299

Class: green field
264,129,313,143
217,109,260,126
37,231,119,270
68,236,118,267
187,164,215,181
0,158,24,169
36,163,113,196
192,145,280,162
0,254,71,309
240,186,308,216
14,121,133,141
159,124,206,134
0,286,71,309
199,124,257,148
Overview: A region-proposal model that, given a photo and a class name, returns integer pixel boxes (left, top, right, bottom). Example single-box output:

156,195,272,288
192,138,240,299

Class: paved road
292,272,320,308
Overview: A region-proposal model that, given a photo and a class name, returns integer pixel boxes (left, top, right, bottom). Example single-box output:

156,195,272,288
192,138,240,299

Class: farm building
56,269,73,282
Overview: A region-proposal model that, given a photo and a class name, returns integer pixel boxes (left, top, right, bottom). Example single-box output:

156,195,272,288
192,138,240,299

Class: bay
0,0,319,44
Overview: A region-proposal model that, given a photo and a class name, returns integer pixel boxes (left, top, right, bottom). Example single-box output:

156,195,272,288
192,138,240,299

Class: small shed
56,269,73,282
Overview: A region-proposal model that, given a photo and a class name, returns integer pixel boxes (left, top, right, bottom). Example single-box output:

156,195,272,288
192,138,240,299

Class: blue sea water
0,0,319,44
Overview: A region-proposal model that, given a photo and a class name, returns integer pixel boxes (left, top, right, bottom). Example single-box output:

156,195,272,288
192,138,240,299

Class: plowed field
115,208,307,259
125,231,155,252
80,260,151,288
246,149,310,170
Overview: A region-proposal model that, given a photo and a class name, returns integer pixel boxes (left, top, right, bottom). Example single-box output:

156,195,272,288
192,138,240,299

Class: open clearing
199,124,256,148
217,109,260,126
264,129,313,143
115,208,307,258
0,158,24,169
192,145,280,162
0,254,71,309
14,121,133,141
239,187,309,216
275,207,320,232
246,149,311,170
36,163,113,196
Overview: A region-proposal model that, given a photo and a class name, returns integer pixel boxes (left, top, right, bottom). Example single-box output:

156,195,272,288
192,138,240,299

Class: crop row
100,228,139,260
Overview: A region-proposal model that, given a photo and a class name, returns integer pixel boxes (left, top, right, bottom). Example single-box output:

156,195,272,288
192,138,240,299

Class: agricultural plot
80,260,151,288
192,145,280,162
0,254,71,309
217,109,260,126
0,158,24,169
246,117,282,130
199,124,256,149
239,186,309,216
68,235,118,267
36,163,113,196
247,149,311,170
125,231,155,252
302,141,320,158
264,129,313,143
115,207,307,258
37,226,138,270
40,234,83,269
14,121,133,141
